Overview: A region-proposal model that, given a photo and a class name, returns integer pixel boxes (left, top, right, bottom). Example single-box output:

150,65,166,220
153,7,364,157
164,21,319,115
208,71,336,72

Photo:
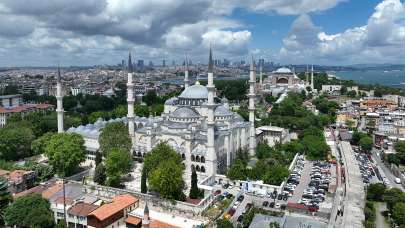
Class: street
371,148,404,191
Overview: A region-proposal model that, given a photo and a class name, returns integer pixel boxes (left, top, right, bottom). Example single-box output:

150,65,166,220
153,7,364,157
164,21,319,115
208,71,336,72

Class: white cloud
278,0,405,64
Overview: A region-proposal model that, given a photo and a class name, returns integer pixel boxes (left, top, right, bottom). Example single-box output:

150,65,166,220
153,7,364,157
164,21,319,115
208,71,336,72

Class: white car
395,178,401,184
275,203,281,209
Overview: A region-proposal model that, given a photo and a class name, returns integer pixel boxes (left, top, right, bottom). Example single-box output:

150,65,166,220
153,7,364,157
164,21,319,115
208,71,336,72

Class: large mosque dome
275,67,292,74
178,83,208,99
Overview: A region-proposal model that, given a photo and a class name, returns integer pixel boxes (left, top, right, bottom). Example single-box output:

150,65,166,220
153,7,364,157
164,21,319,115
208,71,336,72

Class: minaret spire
259,61,263,88
56,64,64,133
206,46,217,176
311,65,314,91
142,202,150,228
248,55,256,156
184,54,190,88
127,52,135,147
306,65,309,86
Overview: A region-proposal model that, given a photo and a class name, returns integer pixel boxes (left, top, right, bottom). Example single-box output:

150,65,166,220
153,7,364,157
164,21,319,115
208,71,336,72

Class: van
395,178,401,184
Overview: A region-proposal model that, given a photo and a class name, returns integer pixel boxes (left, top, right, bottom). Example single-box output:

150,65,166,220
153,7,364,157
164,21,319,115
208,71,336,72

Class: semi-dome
275,67,292,73
178,83,208,99
170,107,200,118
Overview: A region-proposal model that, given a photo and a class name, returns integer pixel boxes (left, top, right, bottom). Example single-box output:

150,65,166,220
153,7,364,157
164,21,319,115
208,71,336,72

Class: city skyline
0,0,404,66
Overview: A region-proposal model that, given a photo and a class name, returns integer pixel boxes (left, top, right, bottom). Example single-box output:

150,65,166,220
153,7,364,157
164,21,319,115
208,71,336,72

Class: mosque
63,48,257,179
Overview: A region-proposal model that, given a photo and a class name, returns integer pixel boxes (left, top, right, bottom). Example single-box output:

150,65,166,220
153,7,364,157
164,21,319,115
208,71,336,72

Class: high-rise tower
56,65,64,133
184,54,190,88
127,53,135,145
248,57,256,156
206,47,217,176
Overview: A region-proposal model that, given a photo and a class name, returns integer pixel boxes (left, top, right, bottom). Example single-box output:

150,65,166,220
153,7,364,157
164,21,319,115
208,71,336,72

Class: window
201,156,205,163
191,155,195,161
196,155,200,162
196,165,200,172
201,166,205,173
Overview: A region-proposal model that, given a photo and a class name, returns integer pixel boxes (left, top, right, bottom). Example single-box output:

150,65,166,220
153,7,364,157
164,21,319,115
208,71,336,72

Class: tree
302,135,329,160
105,148,133,187
359,135,373,152
352,131,368,145
31,132,55,155
94,163,106,185
256,142,274,159
4,193,54,228
95,151,102,166
227,159,247,180
143,90,162,106
216,218,233,228
134,105,150,117
392,202,405,226
383,188,405,211
143,142,182,176
149,159,185,201
345,119,355,130
141,168,148,194
189,168,202,199
269,221,281,228
263,165,289,185
0,124,34,161
366,183,386,201
99,122,131,156
0,178,11,224
44,133,85,177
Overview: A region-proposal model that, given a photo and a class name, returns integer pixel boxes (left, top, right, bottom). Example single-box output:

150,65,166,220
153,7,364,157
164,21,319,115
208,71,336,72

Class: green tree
352,131,368,145
256,142,274,159
0,177,11,224
189,168,202,199
227,159,247,180
141,168,147,194
366,183,386,201
99,122,131,156
143,90,162,106
135,104,150,117
94,163,106,185
269,221,281,228
105,148,133,187
360,136,373,152
143,142,182,175
392,202,405,226
4,193,54,228
302,135,329,160
263,165,289,185
149,159,185,201
0,124,34,161
383,188,405,211
95,151,102,166
113,105,127,117
216,218,234,228
44,133,85,177
31,132,55,155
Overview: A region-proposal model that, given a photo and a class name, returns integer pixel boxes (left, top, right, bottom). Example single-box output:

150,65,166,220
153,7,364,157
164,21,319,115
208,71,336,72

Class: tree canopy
99,122,132,156
44,133,85,177
105,148,133,187
0,123,34,161
4,193,54,228
359,135,373,152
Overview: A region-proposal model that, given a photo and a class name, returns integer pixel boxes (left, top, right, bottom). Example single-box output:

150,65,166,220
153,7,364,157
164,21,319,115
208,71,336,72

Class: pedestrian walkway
375,202,390,228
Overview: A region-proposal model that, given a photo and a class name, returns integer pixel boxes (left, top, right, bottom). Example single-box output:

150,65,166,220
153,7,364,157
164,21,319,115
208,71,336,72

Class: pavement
375,202,390,228
289,160,312,203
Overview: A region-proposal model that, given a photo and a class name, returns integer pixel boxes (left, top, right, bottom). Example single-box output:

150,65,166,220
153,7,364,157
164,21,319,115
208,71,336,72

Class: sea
334,69,405,89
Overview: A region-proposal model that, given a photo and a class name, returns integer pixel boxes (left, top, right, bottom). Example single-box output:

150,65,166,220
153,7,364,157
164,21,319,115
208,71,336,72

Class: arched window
201,156,205,163
191,165,195,171
201,166,205,173
196,155,201,162
181,153,185,160
137,152,142,157
191,155,195,161
196,165,200,172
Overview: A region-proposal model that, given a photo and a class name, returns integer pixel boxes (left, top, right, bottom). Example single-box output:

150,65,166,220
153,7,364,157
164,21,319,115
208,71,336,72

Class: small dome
170,107,200,118
275,67,292,73
215,105,232,116
164,97,178,105
178,84,208,99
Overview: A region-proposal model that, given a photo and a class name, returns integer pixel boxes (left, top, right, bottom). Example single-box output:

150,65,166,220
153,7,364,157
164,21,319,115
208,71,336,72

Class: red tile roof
89,194,138,221
0,103,53,114
68,202,99,217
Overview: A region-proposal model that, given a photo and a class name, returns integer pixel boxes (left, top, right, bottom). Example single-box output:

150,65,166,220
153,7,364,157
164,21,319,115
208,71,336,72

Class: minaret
248,56,256,156
311,65,314,91
206,47,217,176
127,53,135,145
56,65,64,133
305,65,309,86
142,202,150,228
184,54,190,88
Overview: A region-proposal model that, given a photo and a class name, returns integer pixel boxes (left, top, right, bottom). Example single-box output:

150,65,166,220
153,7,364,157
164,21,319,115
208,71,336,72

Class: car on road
395,178,401,184
237,195,244,202
275,203,281,209
262,201,269,207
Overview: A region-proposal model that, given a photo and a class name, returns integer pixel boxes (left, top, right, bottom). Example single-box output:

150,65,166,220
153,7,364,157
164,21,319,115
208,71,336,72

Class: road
375,202,390,228
371,148,404,191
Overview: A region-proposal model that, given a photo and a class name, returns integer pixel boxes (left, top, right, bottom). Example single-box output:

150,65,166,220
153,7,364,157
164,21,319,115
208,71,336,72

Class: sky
0,0,404,66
